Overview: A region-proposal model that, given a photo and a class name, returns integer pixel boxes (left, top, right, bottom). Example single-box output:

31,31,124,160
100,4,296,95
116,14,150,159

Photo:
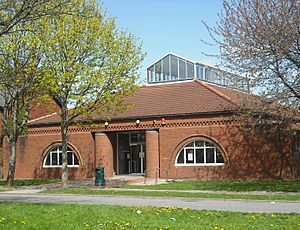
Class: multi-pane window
146,54,249,92
175,140,224,166
43,146,79,168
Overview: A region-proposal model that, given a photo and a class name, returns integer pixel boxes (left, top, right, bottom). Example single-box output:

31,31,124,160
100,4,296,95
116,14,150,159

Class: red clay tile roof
28,80,248,126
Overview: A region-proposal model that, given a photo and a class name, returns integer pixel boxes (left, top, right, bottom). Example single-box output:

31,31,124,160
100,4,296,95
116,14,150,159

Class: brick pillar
94,132,114,178
145,130,159,178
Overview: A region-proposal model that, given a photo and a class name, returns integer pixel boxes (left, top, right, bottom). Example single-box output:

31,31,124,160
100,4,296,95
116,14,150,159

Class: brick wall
2,115,293,180
0,147,2,179
3,132,95,179
159,124,292,180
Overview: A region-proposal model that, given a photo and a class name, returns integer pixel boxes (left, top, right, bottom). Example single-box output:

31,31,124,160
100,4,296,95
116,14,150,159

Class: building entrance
117,132,146,175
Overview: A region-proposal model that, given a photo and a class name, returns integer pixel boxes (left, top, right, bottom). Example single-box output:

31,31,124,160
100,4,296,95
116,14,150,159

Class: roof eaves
194,79,236,105
28,110,234,127
28,112,59,124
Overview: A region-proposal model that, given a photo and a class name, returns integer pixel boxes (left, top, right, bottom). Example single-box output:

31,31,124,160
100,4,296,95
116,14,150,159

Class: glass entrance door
117,132,146,175
130,144,146,174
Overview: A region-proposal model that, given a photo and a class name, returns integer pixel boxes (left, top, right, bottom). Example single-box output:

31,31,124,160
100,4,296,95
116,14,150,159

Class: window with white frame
43,146,79,168
175,140,224,166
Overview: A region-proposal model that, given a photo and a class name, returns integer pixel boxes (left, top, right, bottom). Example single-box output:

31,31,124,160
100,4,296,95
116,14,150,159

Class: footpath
1,179,300,196
1,180,300,213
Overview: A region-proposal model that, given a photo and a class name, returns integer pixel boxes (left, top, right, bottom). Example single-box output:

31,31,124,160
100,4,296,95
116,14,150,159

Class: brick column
145,130,159,178
94,132,114,178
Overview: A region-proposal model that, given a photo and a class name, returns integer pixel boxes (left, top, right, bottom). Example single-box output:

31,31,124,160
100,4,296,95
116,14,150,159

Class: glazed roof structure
147,53,249,92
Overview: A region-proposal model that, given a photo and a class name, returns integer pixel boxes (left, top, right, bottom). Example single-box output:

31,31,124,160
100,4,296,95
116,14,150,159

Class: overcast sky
103,0,223,83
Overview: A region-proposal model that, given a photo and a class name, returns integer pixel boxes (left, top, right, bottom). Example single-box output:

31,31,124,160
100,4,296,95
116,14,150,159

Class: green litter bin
95,167,105,186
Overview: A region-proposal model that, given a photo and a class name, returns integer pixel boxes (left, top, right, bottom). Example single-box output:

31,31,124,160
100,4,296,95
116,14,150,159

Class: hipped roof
28,80,248,126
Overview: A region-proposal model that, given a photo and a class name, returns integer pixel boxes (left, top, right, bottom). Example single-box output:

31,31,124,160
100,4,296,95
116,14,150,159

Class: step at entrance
105,175,144,186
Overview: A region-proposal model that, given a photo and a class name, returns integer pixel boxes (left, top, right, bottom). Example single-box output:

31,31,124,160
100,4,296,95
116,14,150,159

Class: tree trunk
6,139,16,188
6,96,18,188
277,128,284,179
61,106,69,187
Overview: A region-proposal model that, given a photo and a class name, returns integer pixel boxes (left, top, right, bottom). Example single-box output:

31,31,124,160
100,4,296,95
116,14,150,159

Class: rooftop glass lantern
146,53,249,92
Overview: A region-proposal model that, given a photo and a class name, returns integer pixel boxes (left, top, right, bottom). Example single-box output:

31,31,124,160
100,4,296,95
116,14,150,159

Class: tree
236,95,298,178
0,24,45,187
0,0,70,37
39,0,144,186
204,0,300,179
0,0,71,188
207,0,299,108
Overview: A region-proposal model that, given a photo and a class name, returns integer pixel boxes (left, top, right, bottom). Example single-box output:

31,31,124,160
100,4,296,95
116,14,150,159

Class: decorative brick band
28,118,239,135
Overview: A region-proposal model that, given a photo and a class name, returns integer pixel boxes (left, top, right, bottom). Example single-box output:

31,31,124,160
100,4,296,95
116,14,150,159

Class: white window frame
175,140,224,166
43,146,80,168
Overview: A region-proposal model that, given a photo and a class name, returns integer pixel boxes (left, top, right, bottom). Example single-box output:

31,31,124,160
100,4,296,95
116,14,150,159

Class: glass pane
196,149,204,163
131,133,138,143
216,149,224,163
197,65,204,79
205,68,211,81
205,141,214,147
138,133,145,142
206,148,215,163
52,152,58,165
67,152,73,165
45,155,50,165
147,65,154,82
162,55,170,81
130,132,145,144
211,69,216,82
171,55,178,80
74,155,79,165
185,149,194,164
59,153,62,166
187,61,194,78
179,59,186,79
155,61,162,82
177,150,184,164
195,141,204,147
215,71,223,85
185,142,194,147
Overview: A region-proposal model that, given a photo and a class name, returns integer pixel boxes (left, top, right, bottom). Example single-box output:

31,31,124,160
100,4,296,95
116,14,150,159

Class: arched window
175,140,224,166
43,146,79,168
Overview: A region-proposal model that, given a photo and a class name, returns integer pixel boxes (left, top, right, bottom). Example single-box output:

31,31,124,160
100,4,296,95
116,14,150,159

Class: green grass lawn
122,180,300,192
0,202,299,229
0,179,60,187
41,188,300,201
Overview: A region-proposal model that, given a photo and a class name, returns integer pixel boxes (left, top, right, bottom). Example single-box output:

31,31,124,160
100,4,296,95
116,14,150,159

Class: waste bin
95,167,105,186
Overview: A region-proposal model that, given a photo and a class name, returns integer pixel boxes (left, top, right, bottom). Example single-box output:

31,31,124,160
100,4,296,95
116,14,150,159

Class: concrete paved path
1,192,300,213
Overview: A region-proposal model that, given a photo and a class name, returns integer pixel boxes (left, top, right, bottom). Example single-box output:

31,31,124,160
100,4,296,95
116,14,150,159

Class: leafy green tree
0,0,70,36
0,25,44,187
40,0,144,186
0,0,71,187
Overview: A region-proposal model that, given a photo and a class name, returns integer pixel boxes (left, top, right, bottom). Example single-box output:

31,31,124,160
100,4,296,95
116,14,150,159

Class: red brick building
0,96,60,179
2,54,298,180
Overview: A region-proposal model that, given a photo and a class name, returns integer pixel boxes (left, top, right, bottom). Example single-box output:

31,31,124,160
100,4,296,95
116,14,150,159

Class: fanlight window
175,140,224,166
43,146,79,168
